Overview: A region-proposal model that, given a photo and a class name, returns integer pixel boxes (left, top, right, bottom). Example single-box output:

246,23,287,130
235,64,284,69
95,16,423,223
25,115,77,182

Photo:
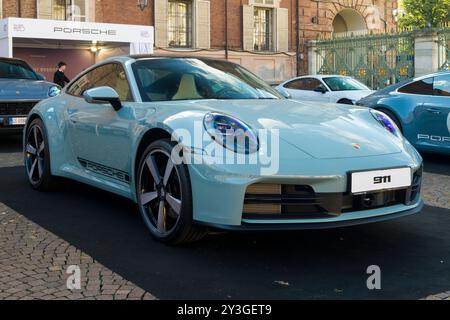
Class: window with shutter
37,0,88,21
168,0,193,48
244,0,287,53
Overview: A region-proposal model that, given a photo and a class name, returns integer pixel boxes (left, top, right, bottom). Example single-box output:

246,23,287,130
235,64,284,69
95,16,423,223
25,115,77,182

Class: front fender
24,97,71,176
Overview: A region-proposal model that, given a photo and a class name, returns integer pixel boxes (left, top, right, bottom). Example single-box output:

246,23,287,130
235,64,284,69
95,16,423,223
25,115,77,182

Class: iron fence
315,32,415,89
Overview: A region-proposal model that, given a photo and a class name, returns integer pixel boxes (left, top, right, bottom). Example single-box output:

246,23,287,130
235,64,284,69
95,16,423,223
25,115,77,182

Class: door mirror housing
276,86,292,99
83,86,122,111
314,85,327,94
36,73,46,80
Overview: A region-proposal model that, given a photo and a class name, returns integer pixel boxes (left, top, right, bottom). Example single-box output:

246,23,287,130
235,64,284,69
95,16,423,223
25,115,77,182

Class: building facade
1,0,398,82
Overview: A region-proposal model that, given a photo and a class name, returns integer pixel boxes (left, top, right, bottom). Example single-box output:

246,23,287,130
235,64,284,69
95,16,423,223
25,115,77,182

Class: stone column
414,30,439,77
307,40,317,75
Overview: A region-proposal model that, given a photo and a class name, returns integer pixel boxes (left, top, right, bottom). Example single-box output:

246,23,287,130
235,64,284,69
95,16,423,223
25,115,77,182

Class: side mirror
276,87,292,99
314,86,327,94
83,86,122,111
37,73,46,80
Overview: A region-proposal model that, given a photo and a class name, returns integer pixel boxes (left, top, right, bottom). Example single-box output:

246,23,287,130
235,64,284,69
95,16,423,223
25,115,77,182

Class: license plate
351,167,412,194
8,117,27,126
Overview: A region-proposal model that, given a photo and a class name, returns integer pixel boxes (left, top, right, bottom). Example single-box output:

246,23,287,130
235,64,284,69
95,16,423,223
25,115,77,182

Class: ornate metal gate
315,33,415,89
438,28,450,71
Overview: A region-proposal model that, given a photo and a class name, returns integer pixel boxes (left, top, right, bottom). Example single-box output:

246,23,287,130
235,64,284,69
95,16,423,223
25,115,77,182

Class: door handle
426,108,441,114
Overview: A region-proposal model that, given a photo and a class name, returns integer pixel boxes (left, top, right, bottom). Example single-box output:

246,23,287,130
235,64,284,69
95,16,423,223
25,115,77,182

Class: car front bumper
199,200,423,231
187,141,423,228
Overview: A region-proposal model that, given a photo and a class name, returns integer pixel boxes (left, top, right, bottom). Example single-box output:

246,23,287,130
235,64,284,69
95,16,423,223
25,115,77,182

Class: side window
67,64,132,101
67,73,91,97
284,78,322,91
433,74,450,97
308,79,324,90
284,79,308,90
398,77,434,95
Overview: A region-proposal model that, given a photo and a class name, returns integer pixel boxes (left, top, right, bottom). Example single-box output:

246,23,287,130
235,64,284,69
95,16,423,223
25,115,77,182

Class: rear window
398,77,434,95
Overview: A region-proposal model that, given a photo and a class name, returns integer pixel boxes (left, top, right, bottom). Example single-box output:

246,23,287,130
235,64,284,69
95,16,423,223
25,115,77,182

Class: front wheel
24,118,57,191
136,139,207,245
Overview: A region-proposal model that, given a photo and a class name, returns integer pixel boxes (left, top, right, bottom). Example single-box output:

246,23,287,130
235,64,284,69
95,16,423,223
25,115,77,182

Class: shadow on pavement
0,165,449,299
421,152,450,176
0,134,22,154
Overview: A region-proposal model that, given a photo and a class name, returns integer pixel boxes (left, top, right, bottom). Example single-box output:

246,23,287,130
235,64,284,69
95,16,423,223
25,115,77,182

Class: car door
415,74,450,149
399,74,450,150
65,63,136,182
283,77,331,102
396,76,435,147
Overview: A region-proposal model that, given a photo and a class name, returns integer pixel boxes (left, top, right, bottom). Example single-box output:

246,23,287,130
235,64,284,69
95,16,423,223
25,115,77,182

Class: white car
276,75,374,105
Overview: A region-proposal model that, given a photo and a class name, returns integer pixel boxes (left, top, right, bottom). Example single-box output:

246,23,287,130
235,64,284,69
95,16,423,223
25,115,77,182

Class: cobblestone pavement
0,203,156,300
422,173,450,210
420,171,450,300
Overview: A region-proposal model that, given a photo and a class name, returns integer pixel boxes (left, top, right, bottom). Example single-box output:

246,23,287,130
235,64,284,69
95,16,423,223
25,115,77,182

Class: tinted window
132,58,282,102
323,77,369,91
398,77,434,95
284,78,322,91
433,74,450,97
0,60,38,80
67,63,132,101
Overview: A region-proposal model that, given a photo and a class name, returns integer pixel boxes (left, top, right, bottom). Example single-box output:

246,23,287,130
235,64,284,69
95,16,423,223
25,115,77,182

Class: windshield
132,58,283,102
322,77,369,91
0,60,38,80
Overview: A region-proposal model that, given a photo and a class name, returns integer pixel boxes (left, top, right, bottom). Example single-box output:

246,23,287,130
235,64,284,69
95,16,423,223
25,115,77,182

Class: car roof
412,70,450,81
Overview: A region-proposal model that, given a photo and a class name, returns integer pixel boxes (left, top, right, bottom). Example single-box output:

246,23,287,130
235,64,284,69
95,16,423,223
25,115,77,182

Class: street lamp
137,0,149,11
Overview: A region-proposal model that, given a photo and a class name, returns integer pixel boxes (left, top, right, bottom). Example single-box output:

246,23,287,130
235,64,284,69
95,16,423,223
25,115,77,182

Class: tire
136,139,207,245
337,98,354,105
24,118,57,191
376,108,403,133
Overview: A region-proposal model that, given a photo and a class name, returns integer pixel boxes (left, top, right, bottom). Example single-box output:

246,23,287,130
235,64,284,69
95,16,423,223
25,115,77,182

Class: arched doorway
332,9,367,35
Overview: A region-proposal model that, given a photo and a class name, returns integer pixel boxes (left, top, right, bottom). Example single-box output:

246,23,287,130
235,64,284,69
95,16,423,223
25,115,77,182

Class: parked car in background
358,71,450,155
0,57,60,133
276,75,374,105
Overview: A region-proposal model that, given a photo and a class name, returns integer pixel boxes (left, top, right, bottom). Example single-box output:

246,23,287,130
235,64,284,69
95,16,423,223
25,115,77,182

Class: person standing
53,62,70,88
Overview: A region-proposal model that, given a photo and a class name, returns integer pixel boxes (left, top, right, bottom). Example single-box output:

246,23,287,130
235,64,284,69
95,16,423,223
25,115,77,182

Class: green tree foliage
398,0,450,29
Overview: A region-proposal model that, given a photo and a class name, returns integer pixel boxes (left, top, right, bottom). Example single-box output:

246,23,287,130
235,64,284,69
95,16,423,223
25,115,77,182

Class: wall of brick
2,0,36,18
95,0,153,26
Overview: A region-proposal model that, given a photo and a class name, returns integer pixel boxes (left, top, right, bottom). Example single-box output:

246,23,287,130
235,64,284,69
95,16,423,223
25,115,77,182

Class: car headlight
370,109,402,139
48,85,61,97
203,112,259,154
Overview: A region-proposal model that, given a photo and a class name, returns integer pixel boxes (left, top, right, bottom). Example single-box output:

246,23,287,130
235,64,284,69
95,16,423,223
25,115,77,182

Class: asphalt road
1,134,449,299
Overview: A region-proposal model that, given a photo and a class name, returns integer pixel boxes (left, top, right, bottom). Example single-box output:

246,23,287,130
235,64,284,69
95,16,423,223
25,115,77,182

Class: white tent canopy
0,17,154,57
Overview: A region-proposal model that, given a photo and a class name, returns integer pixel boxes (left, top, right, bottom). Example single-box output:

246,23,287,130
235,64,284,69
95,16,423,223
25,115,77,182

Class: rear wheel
24,118,57,191
136,139,207,245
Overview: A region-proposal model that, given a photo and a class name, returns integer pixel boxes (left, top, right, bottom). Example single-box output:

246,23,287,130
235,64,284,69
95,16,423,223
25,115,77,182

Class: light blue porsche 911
23,56,423,244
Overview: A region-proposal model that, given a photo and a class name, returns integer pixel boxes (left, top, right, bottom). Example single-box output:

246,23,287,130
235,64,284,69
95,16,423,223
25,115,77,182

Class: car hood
0,79,55,100
158,99,403,159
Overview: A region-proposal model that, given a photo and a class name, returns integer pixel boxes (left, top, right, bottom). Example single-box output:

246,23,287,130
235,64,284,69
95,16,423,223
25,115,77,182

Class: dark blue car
358,71,450,155
0,57,60,133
